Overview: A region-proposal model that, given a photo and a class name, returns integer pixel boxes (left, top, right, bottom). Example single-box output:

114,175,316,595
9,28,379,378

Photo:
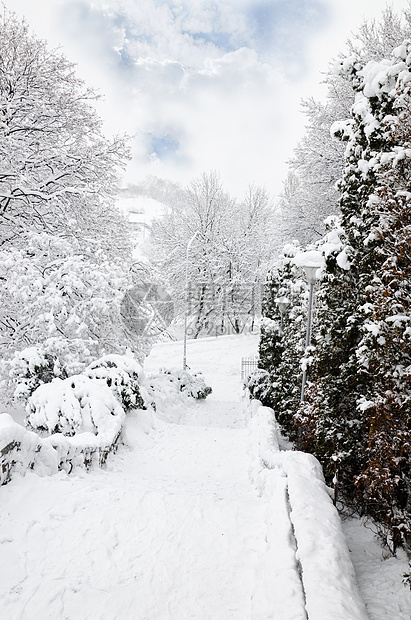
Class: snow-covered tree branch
0,10,130,257
150,172,278,337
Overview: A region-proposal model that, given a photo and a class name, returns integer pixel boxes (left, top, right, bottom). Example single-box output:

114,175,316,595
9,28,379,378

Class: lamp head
275,296,290,313
302,265,320,284
293,250,322,284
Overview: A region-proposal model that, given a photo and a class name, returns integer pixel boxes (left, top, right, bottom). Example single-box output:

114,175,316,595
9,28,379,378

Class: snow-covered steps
249,403,368,620
0,410,305,619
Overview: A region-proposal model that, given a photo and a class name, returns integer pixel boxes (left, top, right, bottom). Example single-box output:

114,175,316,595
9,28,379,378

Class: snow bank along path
0,334,366,619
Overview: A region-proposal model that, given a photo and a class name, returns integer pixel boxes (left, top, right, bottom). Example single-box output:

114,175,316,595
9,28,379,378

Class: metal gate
241,356,259,381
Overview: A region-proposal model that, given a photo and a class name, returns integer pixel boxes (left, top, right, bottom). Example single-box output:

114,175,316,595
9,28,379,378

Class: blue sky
5,0,410,197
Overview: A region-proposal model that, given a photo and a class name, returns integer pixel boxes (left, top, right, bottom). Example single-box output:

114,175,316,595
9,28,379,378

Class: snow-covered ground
0,334,410,619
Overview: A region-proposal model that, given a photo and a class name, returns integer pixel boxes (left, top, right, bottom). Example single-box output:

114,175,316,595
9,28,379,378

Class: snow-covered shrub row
248,402,368,620
258,21,411,552
243,369,274,407
0,414,58,485
6,345,148,408
22,353,147,439
5,373,128,480
21,360,210,440
25,375,125,439
7,346,68,402
0,403,124,486
84,354,146,412
145,368,212,411
1,356,211,484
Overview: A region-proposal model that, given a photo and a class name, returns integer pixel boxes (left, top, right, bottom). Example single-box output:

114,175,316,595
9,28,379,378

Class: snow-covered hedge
0,413,58,485
1,358,212,486
7,345,68,401
248,401,368,620
84,354,146,411
25,375,125,439
0,402,124,485
145,368,212,411
0,374,127,484
243,368,274,407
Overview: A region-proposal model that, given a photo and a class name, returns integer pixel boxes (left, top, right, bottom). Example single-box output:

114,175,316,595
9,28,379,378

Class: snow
336,247,351,270
26,375,125,440
86,354,143,379
0,413,59,482
386,314,411,325
320,222,344,257
359,60,397,98
1,334,410,619
293,249,323,270
330,118,354,141
249,405,368,620
316,219,353,272
342,517,411,620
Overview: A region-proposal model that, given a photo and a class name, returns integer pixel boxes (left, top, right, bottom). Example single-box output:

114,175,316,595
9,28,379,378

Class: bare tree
277,4,411,246
150,173,278,337
0,9,130,257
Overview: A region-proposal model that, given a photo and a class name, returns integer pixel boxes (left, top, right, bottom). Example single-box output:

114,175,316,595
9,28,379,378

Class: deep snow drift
0,334,410,619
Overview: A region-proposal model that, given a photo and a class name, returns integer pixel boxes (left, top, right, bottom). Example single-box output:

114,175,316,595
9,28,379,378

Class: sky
5,0,411,198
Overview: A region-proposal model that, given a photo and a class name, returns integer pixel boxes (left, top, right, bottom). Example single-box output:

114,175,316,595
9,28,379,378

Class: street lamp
296,253,322,403
183,231,199,370
275,295,290,332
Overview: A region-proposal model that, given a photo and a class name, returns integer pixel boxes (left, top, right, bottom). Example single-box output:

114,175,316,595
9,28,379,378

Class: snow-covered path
0,334,306,619
1,334,410,619
0,418,301,619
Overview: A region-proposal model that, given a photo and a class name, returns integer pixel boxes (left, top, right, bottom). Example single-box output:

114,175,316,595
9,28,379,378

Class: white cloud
3,0,411,197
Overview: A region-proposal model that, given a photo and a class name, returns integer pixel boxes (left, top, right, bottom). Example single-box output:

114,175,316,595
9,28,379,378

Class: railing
241,356,259,381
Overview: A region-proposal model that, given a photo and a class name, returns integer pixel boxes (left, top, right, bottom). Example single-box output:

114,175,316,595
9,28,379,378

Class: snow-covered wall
0,414,57,485
0,412,122,486
248,402,368,620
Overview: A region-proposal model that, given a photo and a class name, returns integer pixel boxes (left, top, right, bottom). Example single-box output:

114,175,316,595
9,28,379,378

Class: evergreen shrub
84,354,146,411
243,368,274,406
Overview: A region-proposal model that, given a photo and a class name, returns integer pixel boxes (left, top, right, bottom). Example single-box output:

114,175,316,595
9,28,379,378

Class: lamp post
275,296,290,332
300,262,321,403
183,231,199,370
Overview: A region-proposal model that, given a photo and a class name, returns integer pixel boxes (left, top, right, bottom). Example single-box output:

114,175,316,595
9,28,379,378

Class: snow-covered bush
145,368,212,411
84,354,146,411
243,369,274,407
25,375,125,438
156,369,212,399
7,346,68,402
257,244,308,433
